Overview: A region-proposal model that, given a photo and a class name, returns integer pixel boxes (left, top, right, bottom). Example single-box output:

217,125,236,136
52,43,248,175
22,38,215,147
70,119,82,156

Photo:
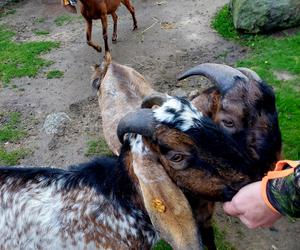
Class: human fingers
223,201,242,216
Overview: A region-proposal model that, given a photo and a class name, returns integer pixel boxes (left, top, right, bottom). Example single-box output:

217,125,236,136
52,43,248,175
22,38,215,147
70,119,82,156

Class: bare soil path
0,0,298,249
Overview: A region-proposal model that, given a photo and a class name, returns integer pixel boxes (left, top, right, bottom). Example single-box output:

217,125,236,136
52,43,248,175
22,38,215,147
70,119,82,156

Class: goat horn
141,93,168,108
117,109,156,143
177,63,249,94
237,67,262,82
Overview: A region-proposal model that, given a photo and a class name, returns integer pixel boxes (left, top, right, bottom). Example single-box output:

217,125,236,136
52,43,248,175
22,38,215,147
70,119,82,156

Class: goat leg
85,18,102,52
122,0,138,30
111,12,118,43
199,225,217,250
100,14,110,52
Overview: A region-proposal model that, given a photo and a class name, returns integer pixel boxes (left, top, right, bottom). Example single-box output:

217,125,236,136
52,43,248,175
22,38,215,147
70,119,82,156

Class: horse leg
85,18,101,52
121,0,137,30
100,14,109,52
111,12,118,43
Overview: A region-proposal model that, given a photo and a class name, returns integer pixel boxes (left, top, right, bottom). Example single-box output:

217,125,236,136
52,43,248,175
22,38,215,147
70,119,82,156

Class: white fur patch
130,134,150,156
153,97,203,131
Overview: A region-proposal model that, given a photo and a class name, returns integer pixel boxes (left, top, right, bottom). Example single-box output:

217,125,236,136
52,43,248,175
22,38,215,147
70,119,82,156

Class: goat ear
131,142,202,250
191,88,220,118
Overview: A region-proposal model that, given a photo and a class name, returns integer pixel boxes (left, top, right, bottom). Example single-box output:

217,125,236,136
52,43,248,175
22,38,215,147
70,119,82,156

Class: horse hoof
96,46,102,53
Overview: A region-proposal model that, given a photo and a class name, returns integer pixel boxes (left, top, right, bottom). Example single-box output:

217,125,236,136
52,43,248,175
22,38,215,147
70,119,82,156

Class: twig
141,17,159,34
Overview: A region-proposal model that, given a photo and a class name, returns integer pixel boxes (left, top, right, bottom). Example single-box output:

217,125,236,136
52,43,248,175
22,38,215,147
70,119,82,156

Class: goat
91,52,158,155
176,64,282,250
0,96,258,250
92,57,282,250
66,0,137,52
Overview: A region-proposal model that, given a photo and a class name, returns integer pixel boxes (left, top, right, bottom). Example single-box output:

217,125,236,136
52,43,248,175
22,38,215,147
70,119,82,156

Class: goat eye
170,154,184,162
221,119,235,128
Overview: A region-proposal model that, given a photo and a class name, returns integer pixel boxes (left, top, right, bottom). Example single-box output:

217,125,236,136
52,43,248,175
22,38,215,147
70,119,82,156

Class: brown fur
91,53,157,155
79,0,137,52
131,141,201,250
189,80,281,249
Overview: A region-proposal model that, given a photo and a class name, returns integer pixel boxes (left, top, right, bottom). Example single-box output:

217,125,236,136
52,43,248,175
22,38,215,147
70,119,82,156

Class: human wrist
262,160,300,217
261,176,281,214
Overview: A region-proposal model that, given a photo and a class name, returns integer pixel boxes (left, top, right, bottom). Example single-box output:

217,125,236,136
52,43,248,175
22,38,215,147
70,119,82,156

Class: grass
0,112,28,165
212,5,300,159
152,240,172,250
0,8,16,18
33,17,46,24
54,15,74,26
85,138,113,157
0,147,28,165
213,223,235,250
152,225,235,250
34,30,50,36
0,25,59,84
0,112,26,143
46,70,64,79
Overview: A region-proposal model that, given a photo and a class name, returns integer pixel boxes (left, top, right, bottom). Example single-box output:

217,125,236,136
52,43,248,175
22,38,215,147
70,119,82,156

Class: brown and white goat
91,52,158,155
92,57,282,250
74,0,137,52
0,97,257,250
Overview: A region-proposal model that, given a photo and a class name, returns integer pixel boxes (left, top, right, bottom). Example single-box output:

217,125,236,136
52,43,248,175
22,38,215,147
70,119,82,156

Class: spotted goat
93,56,282,250
0,96,259,250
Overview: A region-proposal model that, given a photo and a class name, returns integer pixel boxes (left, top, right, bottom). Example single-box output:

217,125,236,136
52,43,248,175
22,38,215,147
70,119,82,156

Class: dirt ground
0,0,299,249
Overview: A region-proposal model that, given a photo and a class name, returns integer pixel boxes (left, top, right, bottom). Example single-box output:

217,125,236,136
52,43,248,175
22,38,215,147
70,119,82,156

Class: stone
43,112,71,135
229,0,300,33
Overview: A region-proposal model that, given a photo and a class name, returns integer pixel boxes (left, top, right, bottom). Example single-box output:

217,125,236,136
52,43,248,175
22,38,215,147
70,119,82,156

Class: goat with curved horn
177,63,249,94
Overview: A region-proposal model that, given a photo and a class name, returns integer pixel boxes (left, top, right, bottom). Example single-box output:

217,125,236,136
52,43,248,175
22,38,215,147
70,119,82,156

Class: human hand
223,181,282,229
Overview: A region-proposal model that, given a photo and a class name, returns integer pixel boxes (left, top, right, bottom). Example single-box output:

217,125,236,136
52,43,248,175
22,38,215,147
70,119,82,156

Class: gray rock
229,0,300,33
43,112,71,135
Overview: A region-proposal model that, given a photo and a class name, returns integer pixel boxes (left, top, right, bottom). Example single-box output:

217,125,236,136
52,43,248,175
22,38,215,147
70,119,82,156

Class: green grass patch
0,111,28,165
212,5,240,41
213,223,235,250
0,147,28,165
0,25,59,84
0,8,16,18
34,29,50,36
85,138,113,157
46,70,64,79
0,112,27,143
33,17,46,24
152,240,172,250
212,5,300,159
54,15,74,26
151,223,234,250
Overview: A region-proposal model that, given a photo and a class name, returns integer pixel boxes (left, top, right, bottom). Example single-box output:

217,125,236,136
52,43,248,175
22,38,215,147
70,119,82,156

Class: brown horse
80,0,137,52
